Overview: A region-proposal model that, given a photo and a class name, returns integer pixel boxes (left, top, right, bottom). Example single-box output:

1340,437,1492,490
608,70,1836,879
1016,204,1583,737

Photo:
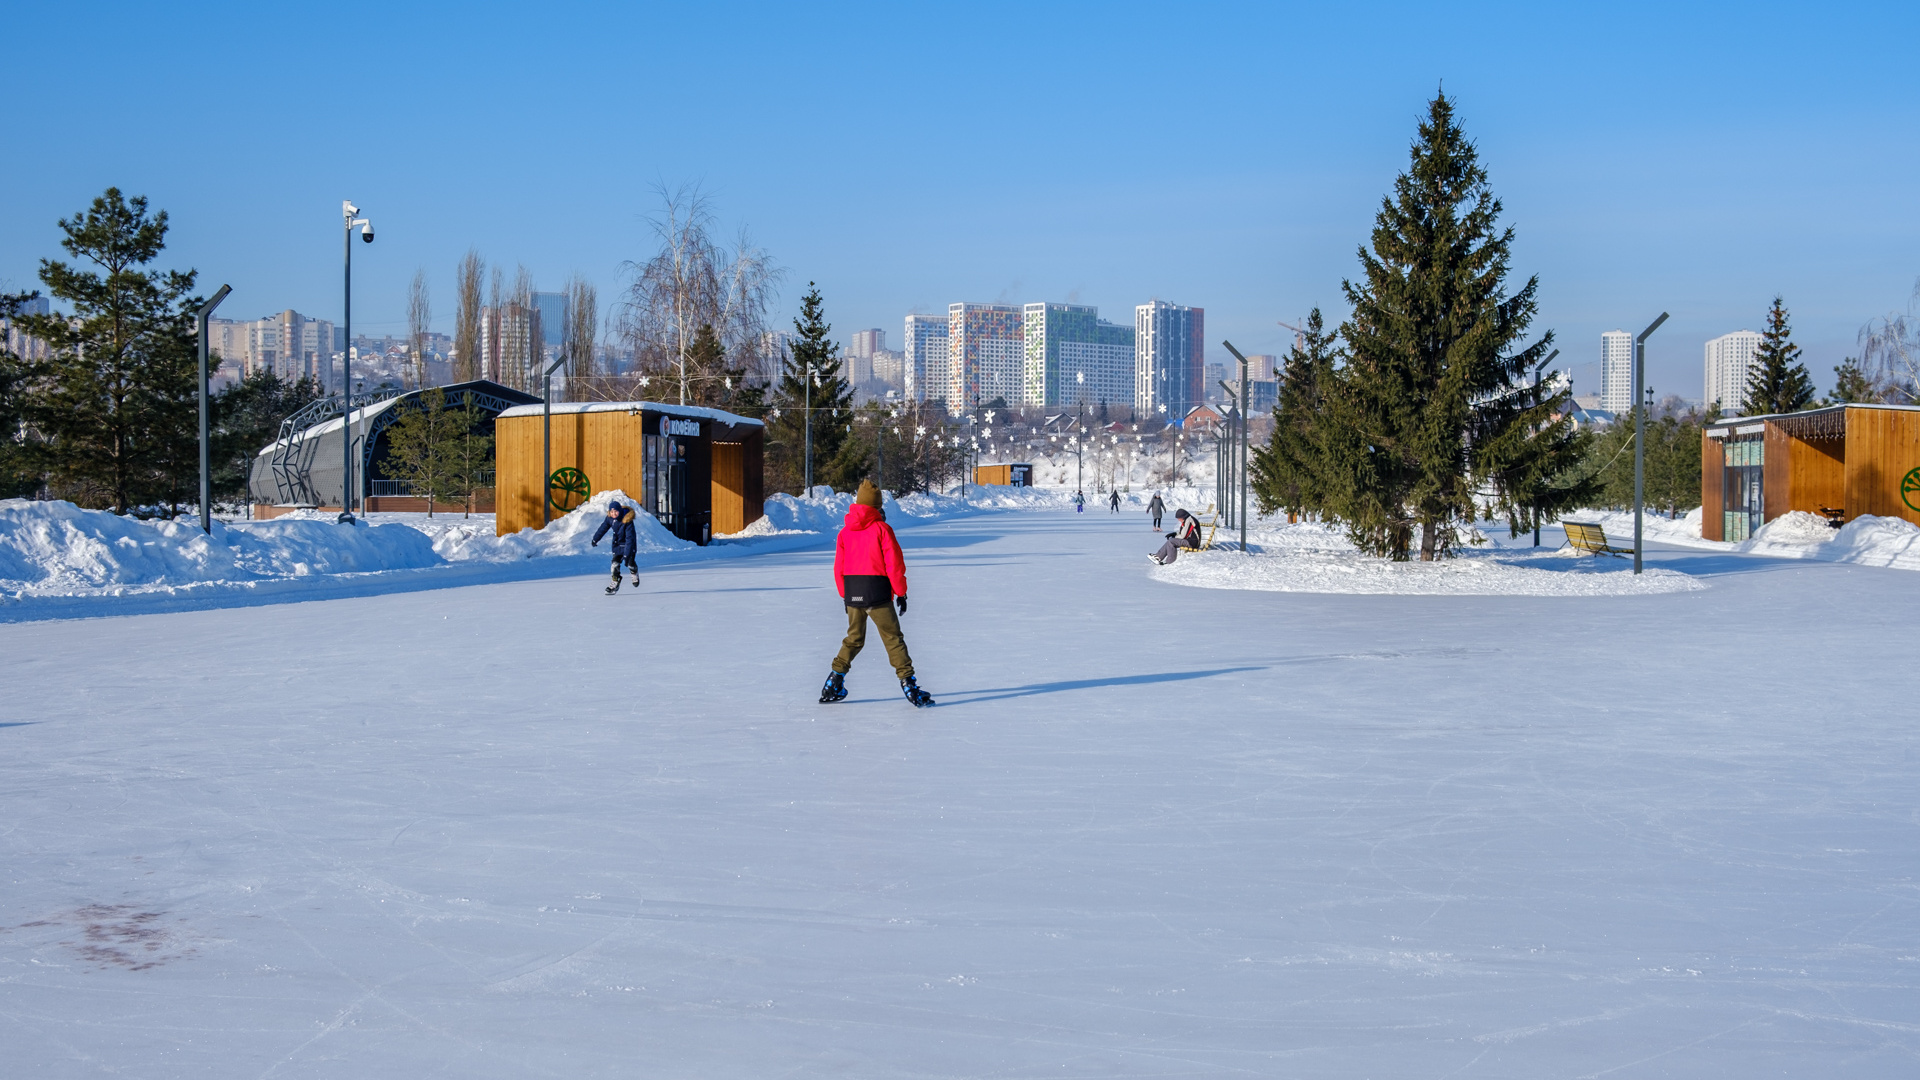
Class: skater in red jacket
820,480,934,707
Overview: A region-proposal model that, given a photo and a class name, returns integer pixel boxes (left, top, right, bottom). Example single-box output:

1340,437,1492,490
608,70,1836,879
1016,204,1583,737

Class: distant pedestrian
820,480,935,708
1149,509,1201,565
1147,492,1165,529
1073,490,1086,513
1108,490,1121,513
591,501,639,594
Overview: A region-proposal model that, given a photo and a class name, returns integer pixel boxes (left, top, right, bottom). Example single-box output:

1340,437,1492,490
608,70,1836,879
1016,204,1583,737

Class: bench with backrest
1562,521,1634,557
1175,505,1220,552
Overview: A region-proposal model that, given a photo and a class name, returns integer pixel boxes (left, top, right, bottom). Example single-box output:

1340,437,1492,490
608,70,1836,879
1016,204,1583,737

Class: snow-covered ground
1153,519,1705,596
2,509,1915,1077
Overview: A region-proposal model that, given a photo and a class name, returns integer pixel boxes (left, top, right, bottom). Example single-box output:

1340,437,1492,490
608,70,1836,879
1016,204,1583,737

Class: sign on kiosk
661,417,701,437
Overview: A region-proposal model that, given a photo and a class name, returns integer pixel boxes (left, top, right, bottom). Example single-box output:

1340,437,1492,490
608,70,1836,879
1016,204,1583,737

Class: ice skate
820,670,848,704
900,676,934,708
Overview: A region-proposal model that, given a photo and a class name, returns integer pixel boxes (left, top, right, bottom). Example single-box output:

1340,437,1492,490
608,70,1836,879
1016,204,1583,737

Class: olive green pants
834,603,914,680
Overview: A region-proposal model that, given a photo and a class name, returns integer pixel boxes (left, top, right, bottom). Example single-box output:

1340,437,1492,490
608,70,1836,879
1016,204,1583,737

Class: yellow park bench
1562,521,1634,557
1176,504,1221,552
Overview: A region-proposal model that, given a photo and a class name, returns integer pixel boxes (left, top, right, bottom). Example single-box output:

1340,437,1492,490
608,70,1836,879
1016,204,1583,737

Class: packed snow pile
1575,506,1712,548
1735,511,1920,569
426,489,688,562
1151,519,1704,596
0,498,444,599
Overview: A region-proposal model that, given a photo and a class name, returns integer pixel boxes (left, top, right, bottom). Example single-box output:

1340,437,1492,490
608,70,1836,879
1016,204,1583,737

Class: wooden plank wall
495,412,646,535
1700,432,1724,541
974,464,1012,486
1845,408,1920,526
1763,424,1791,524
712,442,746,535
1785,435,1844,517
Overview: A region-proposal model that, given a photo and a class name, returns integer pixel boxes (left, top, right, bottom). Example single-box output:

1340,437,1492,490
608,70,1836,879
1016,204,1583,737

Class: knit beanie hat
855,480,882,508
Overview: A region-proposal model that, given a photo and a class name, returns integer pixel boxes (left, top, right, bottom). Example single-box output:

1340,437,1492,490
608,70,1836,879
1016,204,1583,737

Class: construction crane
1276,319,1306,355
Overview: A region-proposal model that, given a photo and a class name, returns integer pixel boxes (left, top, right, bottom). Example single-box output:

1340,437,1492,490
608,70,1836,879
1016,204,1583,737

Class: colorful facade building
1023,302,1136,409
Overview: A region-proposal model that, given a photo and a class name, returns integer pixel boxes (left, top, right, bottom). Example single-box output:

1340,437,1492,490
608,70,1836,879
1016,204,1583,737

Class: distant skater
1148,509,1200,565
820,481,934,708
1108,490,1121,513
591,501,639,593
1073,490,1086,513
1147,492,1164,529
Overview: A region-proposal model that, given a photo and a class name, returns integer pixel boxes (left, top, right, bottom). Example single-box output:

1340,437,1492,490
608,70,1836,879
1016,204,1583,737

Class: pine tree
19,189,203,514
1332,94,1574,560
1826,356,1880,404
1251,308,1339,519
447,392,495,517
765,284,852,494
682,322,757,411
1743,296,1815,415
380,389,473,516
210,368,323,502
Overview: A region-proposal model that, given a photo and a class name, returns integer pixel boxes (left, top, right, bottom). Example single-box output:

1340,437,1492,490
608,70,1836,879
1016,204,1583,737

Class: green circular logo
547,467,591,513
1902,468,1920,514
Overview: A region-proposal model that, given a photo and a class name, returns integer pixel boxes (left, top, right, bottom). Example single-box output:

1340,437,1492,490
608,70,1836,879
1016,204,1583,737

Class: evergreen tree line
0,188,323,514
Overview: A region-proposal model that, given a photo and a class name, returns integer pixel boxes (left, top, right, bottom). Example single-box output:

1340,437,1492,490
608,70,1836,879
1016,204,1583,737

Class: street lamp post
339,200,373,524
1531,348,1560,547
1632,313,1669,574
194,283,232,534
1222,341,1253,553
541,352,570,524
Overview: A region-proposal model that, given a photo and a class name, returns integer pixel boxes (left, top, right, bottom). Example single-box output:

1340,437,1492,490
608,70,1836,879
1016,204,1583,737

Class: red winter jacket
833,503,908,598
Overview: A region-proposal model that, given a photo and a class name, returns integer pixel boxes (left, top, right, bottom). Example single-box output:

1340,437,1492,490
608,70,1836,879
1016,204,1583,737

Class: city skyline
3,2,1915,406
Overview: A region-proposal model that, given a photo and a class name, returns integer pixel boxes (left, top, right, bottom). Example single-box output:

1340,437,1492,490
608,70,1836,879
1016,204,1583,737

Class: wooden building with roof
494,401,764,543
1701,403,1920,541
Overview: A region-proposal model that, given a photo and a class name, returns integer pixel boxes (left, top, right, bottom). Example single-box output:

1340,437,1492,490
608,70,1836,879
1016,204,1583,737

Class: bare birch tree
407,269,432,389
1860,278,1920,404
615,184,784,405
454,250,483,383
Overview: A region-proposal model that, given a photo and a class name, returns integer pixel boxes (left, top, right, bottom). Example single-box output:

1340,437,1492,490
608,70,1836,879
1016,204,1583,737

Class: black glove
895,596,908,616
591,541,598,548
1165,532,1176,539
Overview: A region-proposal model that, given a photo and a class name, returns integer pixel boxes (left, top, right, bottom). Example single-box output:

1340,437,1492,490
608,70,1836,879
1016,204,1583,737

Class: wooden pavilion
1702,403,1920,541
494,402,765,543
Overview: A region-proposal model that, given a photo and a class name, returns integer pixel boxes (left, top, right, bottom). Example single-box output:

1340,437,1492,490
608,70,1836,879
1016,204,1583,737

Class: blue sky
4,1,1917,400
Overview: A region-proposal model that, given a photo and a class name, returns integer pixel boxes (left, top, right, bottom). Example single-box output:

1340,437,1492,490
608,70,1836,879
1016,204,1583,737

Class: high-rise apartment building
1599,330,1634,413
207,310,340,387
947,303,1024,412
871,350,905,390
1023,302,1135,408
1234,354,1279,414
1704,329,1763,413
1135,300,1205,420
481,301,543,392
849,329,887,359
531,291,569,352
902,315,948,405
1,294,51,361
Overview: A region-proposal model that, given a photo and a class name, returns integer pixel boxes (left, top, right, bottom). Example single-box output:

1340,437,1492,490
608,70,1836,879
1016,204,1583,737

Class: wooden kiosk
1702,403,1920,541
493,402,765,542
973,463,1033,487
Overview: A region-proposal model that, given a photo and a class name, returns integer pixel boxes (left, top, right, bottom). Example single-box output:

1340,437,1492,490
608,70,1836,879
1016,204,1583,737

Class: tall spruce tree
1251,308,1340,519
1333,94,1577,559
18,189,204,514
1743,296,1815,415
766,284,852,494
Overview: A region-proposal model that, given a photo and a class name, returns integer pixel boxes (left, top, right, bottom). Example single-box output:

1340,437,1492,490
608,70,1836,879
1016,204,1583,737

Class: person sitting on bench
1149,509,1200,565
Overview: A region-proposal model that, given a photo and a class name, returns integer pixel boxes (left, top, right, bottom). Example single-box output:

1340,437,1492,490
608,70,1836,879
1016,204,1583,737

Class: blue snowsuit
592,507,639,574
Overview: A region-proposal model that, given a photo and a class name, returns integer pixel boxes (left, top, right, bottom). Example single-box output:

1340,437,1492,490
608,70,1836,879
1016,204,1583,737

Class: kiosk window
644,434,688,531
1722,436,1763,542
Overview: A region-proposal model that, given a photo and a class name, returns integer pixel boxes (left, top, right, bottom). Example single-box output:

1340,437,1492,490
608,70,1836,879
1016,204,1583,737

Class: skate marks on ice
7,903,199,972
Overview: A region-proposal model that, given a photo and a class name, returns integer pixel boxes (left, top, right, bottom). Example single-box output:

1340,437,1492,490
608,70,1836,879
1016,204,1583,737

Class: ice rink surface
2,510,1916,1077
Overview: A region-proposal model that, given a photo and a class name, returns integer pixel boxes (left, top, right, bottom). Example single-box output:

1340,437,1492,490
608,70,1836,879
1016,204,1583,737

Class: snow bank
1152,519,1704,597
1735,511,1920,569
0,485,1087,609
0,498,442,599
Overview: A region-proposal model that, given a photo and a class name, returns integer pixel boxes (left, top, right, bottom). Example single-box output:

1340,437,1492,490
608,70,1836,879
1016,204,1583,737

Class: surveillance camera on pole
339,199,375,524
